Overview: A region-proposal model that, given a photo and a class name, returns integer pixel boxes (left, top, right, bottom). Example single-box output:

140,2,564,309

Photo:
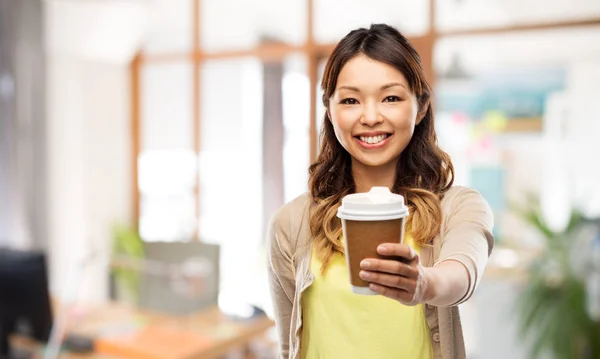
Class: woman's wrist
422,267,438,304
422,260,470,307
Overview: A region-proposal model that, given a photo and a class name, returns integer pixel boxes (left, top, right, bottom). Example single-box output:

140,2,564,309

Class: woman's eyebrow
337,85,360,92
336,83,407,92
380,82,406,90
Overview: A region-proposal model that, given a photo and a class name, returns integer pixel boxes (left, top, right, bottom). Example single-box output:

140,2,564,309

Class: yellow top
301,236,433,359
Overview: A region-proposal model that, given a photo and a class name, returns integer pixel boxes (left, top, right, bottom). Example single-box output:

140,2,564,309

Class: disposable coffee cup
337,187,409,295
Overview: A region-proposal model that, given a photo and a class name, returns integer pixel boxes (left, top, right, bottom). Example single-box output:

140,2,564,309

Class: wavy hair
309,24,454,272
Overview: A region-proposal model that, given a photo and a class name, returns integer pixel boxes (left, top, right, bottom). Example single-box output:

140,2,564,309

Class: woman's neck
351,159,398,193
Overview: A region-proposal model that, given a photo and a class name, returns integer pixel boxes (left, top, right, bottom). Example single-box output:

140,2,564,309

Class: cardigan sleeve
267,204,297,358
435,188,494,306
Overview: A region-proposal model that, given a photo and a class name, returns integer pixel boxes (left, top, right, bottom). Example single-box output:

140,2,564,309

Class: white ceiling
44,0,600,65
437,0,600,30
45,0,152,63
142,0,600,54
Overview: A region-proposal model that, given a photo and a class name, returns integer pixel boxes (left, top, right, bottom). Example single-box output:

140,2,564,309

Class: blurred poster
437,67,566,126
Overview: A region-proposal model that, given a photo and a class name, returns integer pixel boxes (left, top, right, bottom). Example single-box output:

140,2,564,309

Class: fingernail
359,271,370,279
409,247,417,259
378,245,388,253
360,260,371,269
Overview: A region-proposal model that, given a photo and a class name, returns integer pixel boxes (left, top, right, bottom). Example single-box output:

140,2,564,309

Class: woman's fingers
359,258,418,278
376,243,416,260
356,242,429,305
359,270,417,292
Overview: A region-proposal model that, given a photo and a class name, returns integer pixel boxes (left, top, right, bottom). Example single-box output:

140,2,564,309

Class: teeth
359,135,387,144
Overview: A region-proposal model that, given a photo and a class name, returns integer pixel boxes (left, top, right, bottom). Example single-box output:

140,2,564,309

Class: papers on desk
64,303,273,359
94,324,213,359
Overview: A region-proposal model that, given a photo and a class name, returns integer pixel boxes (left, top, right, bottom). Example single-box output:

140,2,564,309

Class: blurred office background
1,0,600,358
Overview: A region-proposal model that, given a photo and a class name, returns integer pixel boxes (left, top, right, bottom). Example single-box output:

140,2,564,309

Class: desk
13,302,274,359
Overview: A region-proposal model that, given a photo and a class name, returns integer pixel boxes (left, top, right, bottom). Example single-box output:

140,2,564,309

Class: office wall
0,0,17,247
566,59,600,217
0,0,46,249
44,0,147,301
45,57,132,301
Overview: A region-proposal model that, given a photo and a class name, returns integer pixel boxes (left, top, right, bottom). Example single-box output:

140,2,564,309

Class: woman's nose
360,102,383,126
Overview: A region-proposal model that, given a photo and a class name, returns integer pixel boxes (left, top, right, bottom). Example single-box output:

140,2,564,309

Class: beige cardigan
267,186,494,359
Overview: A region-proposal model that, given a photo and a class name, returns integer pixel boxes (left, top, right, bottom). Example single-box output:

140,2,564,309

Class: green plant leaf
511,193,600,359
111,223,145,305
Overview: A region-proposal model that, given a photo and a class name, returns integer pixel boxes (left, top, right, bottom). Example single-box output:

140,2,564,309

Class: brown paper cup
337,187,409,295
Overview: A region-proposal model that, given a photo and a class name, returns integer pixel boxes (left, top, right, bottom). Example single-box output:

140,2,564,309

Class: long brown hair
309,24,454,272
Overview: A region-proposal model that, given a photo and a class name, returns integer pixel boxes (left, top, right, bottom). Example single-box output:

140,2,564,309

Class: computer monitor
0,249,53,359
139,242,220,315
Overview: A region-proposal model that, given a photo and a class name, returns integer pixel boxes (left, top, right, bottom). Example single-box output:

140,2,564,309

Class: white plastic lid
337,187,409,221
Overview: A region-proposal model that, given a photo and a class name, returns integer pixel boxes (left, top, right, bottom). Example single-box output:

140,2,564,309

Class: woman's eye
340,98,358,105
383,96,401,102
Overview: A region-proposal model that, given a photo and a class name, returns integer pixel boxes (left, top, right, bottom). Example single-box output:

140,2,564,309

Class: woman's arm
431,188,494,306
267,209,296,359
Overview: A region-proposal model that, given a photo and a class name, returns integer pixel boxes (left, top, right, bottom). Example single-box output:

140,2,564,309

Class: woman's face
329,54,423,169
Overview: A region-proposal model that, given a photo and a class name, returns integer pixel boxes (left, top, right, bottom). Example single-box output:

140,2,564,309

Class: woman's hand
359,243,434,306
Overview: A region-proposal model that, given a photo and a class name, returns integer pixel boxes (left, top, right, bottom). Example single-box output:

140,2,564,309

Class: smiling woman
267,23,494,359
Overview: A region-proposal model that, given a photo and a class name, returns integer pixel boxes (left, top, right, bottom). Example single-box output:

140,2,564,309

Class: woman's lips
354,134,392,149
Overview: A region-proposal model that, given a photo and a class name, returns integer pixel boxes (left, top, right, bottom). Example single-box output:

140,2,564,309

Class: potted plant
512,196,600,358
111,224,145,305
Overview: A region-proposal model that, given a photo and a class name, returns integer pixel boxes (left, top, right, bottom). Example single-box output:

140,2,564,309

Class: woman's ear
416,99,429,125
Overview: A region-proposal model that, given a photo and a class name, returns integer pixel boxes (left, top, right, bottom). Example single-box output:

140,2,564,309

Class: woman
267,24,494,359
